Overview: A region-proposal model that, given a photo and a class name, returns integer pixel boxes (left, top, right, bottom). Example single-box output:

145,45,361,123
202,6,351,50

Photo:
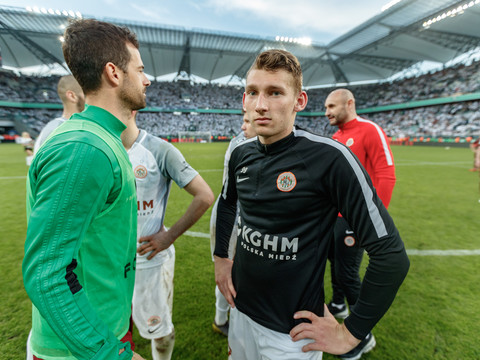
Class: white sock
215,285,229,325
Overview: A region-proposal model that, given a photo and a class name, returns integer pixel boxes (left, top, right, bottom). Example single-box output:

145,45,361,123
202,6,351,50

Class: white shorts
132,247,175,339
228,308,323,360
210,196,238,260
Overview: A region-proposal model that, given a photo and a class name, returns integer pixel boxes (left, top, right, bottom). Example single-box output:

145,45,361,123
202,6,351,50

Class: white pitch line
184,230,211,239
5,175,480,257
406,249,480,256
183,231,480,255
0,176,27,180
395,160,471,167
0,171,221,180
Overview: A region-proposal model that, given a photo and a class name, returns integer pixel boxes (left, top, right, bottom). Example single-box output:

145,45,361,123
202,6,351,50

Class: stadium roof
0,0,479,87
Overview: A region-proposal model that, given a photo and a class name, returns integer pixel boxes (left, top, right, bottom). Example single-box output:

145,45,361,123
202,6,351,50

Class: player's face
120,43,151,111
243,69,307,145
325,93,348,127
241,115,256,139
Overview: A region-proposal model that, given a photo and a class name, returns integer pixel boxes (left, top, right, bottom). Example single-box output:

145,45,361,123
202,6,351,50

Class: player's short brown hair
62,19,139,94
247,49,303,94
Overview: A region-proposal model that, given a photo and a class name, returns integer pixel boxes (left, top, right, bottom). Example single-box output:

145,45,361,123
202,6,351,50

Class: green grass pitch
1,141,479,359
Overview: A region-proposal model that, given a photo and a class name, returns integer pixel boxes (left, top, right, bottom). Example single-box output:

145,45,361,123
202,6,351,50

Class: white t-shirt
128,129,198,269
33,117,67,154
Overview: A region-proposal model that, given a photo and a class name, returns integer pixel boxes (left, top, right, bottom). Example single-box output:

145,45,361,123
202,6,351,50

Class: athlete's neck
121,118,140,151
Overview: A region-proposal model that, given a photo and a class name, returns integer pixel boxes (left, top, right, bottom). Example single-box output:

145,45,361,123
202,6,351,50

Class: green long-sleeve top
23,105,137,360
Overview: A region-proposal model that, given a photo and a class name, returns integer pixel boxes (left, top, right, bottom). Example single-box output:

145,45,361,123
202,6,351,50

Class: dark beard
120,87,146,111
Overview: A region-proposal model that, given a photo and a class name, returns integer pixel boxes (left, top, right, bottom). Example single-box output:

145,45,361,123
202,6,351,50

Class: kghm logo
134,165,147,179
276,171,296,192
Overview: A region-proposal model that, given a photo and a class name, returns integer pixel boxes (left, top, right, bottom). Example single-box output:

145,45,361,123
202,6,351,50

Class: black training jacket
215,127,409,339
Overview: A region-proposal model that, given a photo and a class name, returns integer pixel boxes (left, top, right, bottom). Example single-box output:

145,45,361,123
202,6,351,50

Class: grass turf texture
1,142,479,360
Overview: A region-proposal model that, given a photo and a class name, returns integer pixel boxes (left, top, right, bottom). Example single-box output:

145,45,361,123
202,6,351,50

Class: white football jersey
128,129,198,269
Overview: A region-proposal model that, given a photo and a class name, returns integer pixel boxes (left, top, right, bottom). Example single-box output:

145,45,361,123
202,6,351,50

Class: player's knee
154,330,175,352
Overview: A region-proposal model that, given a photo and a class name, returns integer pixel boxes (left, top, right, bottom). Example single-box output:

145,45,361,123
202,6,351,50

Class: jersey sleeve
23,141,131,360
222,140,234,184
214,147,238,258
323,144,409,340
157,140,198,188
364,126,396,208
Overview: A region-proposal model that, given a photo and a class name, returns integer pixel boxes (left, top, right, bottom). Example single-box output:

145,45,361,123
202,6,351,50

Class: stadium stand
1,58,480,143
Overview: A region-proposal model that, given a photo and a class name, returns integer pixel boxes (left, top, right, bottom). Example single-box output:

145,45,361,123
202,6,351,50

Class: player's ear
65,90,76,103
103,62,121,87
294,91,308,112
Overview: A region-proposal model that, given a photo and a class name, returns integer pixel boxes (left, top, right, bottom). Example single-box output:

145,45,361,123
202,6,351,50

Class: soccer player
122,111,214,360
469,137,480,171
209,113,256,336
475,143,480,171
214,49,409,360
324,88,396,358
33,75,85,153
15,131,34,165
23,19,149,360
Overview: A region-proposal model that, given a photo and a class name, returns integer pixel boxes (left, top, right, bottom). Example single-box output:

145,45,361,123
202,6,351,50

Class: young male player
122,111,214,360
209,113,256,336
324,88,397,358
23,19,149,360
214,49,409,360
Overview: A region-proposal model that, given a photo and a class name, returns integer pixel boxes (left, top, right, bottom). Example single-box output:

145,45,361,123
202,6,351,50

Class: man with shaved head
324,88,396,359
33,75,85,153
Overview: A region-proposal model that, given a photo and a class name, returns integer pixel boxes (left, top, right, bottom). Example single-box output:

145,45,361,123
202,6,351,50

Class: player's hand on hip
214,256,236,308
289,304,360,354
137,227,173,260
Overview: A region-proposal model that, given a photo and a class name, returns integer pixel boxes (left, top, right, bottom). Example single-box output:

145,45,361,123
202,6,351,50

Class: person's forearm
214,196,237,258
165,194,213,242
344,239,409,339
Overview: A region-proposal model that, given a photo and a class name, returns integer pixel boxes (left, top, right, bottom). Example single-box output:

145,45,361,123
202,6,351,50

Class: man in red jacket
325,88,396,359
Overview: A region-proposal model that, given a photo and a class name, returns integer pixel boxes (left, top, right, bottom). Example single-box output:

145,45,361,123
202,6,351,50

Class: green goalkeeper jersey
23,105,137,359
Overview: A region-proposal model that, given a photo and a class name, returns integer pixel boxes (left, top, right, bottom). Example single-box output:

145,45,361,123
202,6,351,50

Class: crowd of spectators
304,59,480,111
1,57,479,141
0,71,59,103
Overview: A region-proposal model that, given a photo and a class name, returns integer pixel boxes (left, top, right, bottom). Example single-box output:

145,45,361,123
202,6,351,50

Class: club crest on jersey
276,172,296,192
344,236,356,247
134,165,147,179
346,138,354,147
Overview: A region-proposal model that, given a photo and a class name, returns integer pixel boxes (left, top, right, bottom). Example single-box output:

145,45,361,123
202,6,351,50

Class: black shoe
212,320,229,336
338,332,376,360
327,301,348,319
